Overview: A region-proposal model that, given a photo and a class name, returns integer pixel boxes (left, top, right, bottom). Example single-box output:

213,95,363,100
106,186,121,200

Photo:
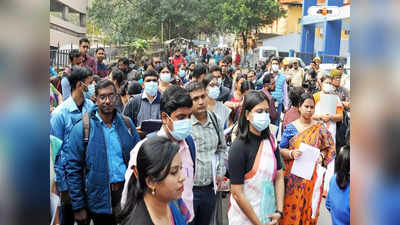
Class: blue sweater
326,174,350,225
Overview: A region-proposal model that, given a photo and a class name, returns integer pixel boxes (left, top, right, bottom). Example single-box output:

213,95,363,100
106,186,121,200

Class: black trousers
190,184,216,225
76,186,123,225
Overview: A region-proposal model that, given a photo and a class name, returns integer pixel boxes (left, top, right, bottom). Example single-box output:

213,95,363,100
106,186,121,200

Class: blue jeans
274,103,284,137
190,184,216,225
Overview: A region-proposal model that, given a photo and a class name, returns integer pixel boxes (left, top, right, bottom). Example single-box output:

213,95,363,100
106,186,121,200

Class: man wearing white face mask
185,82,228,225
122,85,197,223
270,57,289,132
203,74,232,129
122,69,161,137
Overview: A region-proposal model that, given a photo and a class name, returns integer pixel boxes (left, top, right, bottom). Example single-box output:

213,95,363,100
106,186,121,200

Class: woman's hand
291,150,302,160
265,212,281,225
320,114,331,123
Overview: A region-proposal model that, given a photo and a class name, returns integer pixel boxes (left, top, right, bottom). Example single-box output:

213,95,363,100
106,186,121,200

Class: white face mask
160,73,171,82
272,64,279,72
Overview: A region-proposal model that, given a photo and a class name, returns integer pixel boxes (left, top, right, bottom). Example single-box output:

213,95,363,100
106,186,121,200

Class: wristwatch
275,210,283,218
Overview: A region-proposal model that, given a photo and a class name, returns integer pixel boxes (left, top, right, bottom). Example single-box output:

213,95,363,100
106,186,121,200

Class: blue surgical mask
251,112,270,131
166,115,192,141
208,86,220,100
160,73,171,82
84,84,95,99
144,81,158,96
178,70,186,78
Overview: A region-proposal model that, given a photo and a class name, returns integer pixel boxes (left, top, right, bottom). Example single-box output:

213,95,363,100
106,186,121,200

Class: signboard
302,5,350,25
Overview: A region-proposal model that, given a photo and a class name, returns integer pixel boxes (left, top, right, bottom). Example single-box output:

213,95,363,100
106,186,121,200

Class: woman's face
160,67,170,74
153,153,185,203
236,77,245,91
246,100,269,122
299,98,315,119
206,78,218,93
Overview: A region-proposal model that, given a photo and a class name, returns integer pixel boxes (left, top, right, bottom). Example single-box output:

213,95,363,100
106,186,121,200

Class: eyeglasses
81,45,89,49
209,83,219,88
98,94,118,102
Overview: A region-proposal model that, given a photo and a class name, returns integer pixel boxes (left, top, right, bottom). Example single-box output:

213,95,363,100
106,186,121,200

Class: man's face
266,78,276,91
189,64,195,71
152,57,161,67
119,61,128,72
161,107,192,135
79,42,89,55
96,50,105,62
189,88,207,115
142,75,158,88
72,56,83,66
79,76,94,94
95,85,117,115
293,61,299,69
338,67,344,75
247,72,256,82
212,71,222,79
219,62,228,75
175,51,180,57
332,76,341,88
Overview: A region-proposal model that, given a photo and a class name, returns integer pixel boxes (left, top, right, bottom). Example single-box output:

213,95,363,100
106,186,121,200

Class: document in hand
316,94,338,115
290,143,320,180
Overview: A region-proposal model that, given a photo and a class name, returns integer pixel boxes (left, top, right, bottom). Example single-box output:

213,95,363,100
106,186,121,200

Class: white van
251,46,279,68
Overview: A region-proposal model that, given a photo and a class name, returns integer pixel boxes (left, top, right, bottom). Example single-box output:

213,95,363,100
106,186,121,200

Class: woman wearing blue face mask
177,63,189,85
155,63,175,93
228,90,285,225
202,74,231,129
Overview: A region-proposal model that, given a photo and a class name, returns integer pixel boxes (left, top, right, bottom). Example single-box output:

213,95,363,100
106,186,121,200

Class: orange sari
280,122,335,225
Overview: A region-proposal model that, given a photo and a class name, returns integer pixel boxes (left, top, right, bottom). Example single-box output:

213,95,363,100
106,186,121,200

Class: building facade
50,0,88,49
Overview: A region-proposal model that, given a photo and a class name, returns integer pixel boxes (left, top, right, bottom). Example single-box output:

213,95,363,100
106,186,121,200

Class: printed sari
280,122,335,225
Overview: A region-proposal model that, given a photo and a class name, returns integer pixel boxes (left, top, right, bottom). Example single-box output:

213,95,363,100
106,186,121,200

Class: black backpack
82,112,133,149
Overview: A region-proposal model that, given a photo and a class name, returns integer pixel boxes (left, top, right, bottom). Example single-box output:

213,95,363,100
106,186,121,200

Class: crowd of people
50,37,350,225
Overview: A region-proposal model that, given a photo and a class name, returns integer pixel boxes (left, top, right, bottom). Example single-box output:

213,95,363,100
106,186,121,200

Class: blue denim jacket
65,107,140,214
50,97,94,192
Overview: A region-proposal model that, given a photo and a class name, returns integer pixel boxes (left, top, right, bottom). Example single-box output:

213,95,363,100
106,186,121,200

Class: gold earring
152,187,156,195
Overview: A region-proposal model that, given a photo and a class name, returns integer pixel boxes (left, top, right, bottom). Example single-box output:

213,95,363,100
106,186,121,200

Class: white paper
290,143,320,180
212,154,219,194
317,94,338,115
50,193,60,225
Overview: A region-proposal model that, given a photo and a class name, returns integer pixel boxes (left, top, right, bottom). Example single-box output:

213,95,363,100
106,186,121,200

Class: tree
219,0,286,63
88,0,209,43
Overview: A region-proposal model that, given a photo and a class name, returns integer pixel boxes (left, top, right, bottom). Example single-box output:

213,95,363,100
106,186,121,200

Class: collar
191,111,211,126
95,110,116,126
141,91,161,104
65,96,89,113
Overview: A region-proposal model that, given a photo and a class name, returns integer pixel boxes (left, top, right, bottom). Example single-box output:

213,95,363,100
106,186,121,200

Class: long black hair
335,145,350,190
118,136,180,223
237,90,270,142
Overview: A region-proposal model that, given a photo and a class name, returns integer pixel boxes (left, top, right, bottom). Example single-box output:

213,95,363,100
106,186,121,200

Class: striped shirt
191,111,228,186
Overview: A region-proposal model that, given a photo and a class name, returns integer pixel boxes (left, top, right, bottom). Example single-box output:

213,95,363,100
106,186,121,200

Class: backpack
82,112,133,150
124,93,143,126
146,132,197,174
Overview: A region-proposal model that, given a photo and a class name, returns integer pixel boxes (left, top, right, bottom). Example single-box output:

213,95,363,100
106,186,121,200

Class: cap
313,57,321,62
282,58,290,65
330,69,341,78
336,63,344,69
